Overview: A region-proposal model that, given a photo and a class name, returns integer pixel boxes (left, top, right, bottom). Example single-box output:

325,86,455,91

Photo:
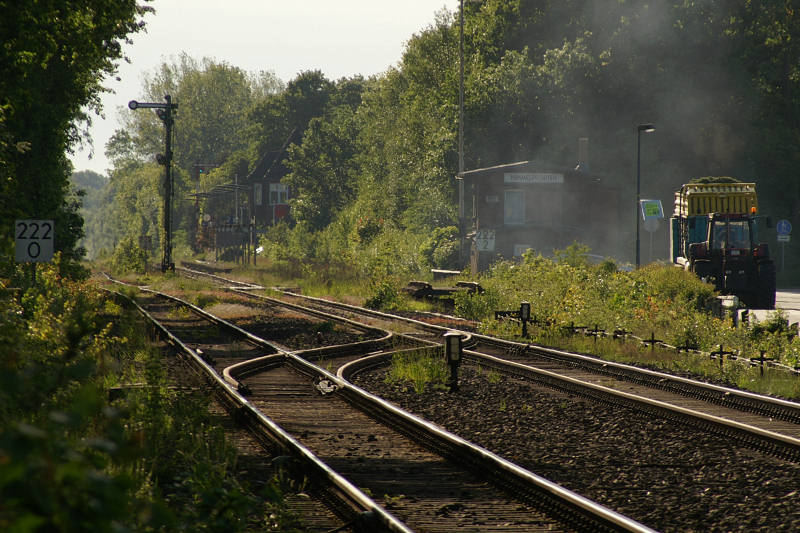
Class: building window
254,183,263,206
504,190,525,225
269,183,288,205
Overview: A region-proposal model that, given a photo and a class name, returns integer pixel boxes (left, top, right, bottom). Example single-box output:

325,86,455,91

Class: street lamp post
459,0,465,179
636,123,655,268
129,95,179,272
456,0,466,266
457,1,482,267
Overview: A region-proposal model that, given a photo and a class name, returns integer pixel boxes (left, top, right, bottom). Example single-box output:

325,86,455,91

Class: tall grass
385,350,448,393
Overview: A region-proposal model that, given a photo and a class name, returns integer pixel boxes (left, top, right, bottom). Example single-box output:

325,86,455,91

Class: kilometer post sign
15,219,54,263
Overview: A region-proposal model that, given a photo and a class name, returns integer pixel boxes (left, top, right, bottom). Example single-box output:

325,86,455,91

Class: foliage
462,249,800,378
0,0,151,262
453,286,502,321
0,263,145,530
364,280,402,311
88,56,283,261
385,350,448,394
285,103,360,230
691,176,740,184
420,226,460,269
552,242,592,268
79,1,800,281
110,235,148,274
0,262,302,531
354,215,384,245
117,54,257,169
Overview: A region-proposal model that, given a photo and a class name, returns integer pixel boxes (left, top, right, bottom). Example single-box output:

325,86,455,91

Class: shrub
364,280,401,311
0,263,303,531
419,226,460,269
553,242,591,268
386,350,448,393
110,236,148,274
364,280,400,311
453,286,501,321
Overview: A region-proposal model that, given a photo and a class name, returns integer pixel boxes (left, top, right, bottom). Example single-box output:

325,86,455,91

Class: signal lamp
443,331,463,392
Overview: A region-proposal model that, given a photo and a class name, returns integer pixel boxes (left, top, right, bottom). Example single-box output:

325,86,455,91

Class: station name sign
503,172,564,184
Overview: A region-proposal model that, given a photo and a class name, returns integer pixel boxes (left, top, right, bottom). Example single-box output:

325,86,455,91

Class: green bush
553,241,592,268
453,286,501,321
364,280,401,310
110,235,148,274
386,350,448,393
420,226,460,269
0,263,301,531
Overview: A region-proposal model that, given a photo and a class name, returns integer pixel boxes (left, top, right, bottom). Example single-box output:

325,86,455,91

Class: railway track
208,267,800,455
169,263,800,530
107,274,650,532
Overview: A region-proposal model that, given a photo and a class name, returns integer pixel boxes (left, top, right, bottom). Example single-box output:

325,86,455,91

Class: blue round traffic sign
777,219,792,235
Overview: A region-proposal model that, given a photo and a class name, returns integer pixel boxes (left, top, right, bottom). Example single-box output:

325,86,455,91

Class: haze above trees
4,1,799,276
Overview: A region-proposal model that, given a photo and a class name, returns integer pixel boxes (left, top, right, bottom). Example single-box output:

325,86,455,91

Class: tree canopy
77,1,800,275
1,0,152,267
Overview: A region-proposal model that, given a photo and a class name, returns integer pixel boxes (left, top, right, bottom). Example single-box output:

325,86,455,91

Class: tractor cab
711,215,753,253
687,213,774,308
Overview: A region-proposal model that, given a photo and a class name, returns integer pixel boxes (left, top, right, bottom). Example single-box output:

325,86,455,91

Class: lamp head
444,331,462,363
520,301,531,321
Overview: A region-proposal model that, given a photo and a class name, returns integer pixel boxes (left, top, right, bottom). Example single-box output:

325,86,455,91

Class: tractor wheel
690,259,712,283
756,261,776,309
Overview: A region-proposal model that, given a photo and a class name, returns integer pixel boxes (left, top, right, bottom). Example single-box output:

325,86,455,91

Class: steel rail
250,281,800,458
104,280,413,533
109,276,655,532
475,334,800,424
175,266,800,437
137,286,394,360
335,355,656,533
462,348,800,461
173,268,800,442
262,281,800,424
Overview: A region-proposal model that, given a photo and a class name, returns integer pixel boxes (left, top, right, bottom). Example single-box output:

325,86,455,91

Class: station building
461,159,623,272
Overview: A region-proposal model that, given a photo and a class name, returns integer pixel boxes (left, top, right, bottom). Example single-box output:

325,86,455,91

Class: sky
69,0,457,175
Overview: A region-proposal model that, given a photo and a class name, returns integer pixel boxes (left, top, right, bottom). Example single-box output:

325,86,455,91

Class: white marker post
15,219,54,283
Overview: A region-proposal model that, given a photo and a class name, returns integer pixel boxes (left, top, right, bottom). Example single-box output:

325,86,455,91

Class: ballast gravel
352,365,800,532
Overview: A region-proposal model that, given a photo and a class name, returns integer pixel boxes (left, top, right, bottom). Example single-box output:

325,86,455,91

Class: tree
120,54,256,170
101,55,270,257
285,107,359,230
0,0,151,267
352,13,460,231
246,69,335,159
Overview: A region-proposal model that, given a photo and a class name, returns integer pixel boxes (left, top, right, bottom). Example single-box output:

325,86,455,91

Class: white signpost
639,200,664,262
15,219,54,263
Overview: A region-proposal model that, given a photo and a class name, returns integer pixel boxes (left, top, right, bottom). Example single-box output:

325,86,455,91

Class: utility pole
457,0,466,266
129,95,179,272
635,123,655,269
